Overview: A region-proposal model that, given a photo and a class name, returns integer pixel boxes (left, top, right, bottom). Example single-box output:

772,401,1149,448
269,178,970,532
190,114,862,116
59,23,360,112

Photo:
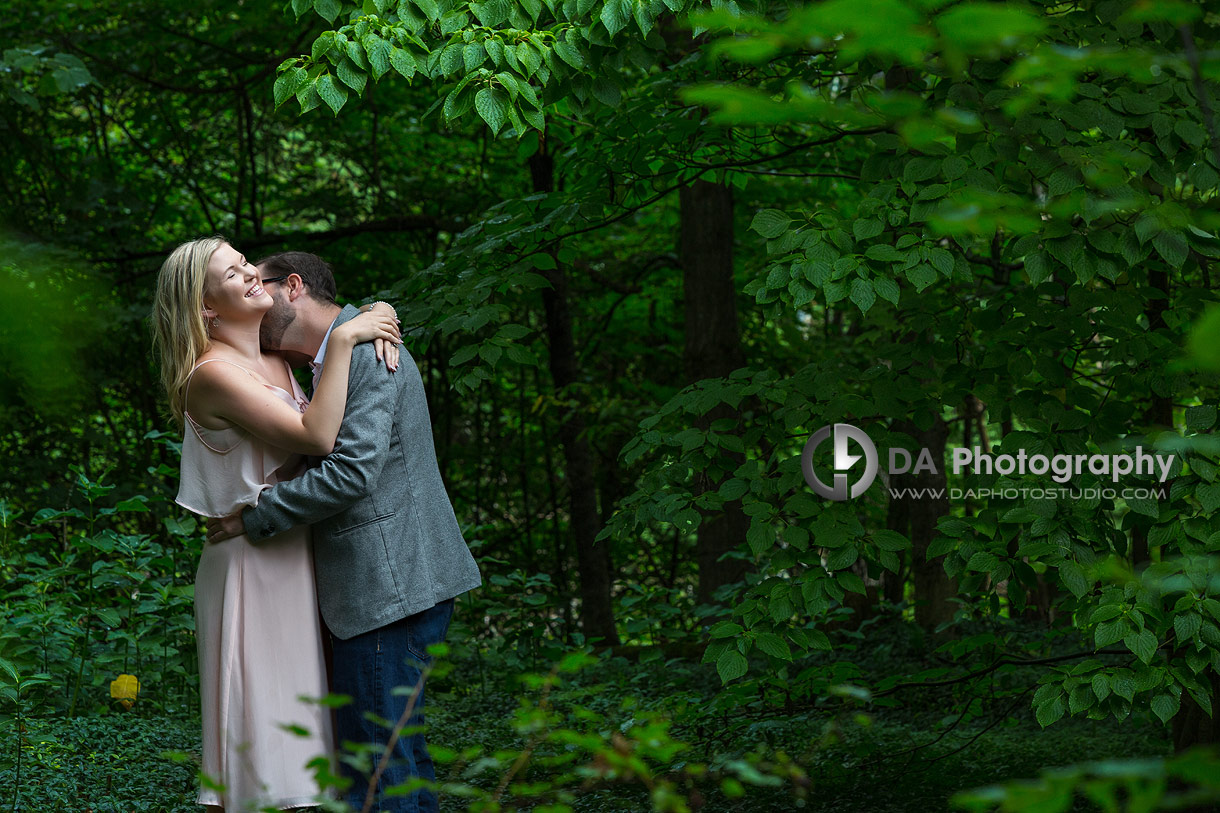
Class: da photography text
802,423,1175,502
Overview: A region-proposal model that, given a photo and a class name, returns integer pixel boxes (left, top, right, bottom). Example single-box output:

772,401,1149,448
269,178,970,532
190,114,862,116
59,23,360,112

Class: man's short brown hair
256,251,337,304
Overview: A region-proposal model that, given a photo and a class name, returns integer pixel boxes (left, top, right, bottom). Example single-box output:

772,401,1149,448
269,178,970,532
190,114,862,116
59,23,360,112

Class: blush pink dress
176,358,333,811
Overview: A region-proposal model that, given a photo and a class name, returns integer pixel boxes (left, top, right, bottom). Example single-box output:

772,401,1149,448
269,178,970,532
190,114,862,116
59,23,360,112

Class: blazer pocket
332,511,396,536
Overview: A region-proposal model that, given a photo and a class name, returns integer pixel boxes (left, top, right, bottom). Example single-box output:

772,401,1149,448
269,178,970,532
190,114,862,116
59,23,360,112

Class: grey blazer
242,305,482,639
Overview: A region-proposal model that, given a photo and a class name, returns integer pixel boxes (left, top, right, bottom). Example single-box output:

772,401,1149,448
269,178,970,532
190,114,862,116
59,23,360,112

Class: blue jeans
331,599,454,813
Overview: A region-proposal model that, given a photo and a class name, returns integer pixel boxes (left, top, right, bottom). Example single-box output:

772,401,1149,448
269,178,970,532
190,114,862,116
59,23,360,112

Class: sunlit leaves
935,3,1045,55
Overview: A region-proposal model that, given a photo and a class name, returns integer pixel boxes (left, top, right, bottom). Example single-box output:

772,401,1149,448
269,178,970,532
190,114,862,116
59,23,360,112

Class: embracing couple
151,237,481,813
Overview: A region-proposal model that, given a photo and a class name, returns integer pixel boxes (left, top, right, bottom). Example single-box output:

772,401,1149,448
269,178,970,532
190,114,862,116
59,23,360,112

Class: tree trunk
679,179,750,606
529,144,619,645
1135,266,1173,569
883,467,912,606
1173,672,1220,752
895,417,957,630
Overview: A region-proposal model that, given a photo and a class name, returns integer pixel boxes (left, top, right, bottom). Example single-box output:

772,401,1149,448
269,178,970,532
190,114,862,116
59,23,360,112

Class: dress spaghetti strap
184,359,259,454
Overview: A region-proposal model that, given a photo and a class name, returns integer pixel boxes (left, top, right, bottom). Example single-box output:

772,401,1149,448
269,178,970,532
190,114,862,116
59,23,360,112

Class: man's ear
286,273,307,302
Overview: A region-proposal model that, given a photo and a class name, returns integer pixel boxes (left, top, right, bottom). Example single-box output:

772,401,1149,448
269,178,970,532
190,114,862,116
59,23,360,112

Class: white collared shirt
308,318,339,393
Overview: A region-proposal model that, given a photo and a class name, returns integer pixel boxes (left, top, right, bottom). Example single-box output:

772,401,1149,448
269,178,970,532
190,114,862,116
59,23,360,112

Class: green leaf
853,219,883,240
837,570,866,594
769,593,793,622
903,157,941,182
905,262,936,292
872,530,910,552
389,47,417,79
274,67,307,107
297,82,323,114
873,275,900,305
1151,692,1179,724
849,278,876,313
708,621,743,638
1197,483,1220,513
1036,694,1065,727
314,0,342,23
553,39,584,69
719,478,749,500
471,0,510,25
1095,619,1126,648
826,544,858,571
600,0,628,36
592,76,622,107
336,58,367,94
754,633,792,661
717,649,748,684
929,248,954,277
450,345,478,365
751,209,791,239
1125,629,1158,664
95,608,122,628
485,38,505,67
936,3,1045,52
1058,560,1088,598
114,497,148,513
464,42,487,73
316,74,349,114
414,0,440,21
967,552,999,572
1152,231,1188,268
1175,119,1207,147
365,37,391,80
443,72,478,122
1091,673,1111,701
1174,612,1202,641
438,43,464,76
1186,405,1217,432
1068,683,1094,713
926,535,958,558
475,87,511,134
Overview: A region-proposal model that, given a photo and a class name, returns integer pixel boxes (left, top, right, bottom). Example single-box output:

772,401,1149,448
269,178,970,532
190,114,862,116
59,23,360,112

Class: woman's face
202,243,271,321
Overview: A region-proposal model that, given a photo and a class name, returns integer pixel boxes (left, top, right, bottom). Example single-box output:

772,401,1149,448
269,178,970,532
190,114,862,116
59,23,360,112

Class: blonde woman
151,236,400,812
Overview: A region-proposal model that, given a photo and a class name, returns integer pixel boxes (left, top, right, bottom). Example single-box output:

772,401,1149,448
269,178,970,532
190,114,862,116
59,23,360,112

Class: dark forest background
3,0,1220,810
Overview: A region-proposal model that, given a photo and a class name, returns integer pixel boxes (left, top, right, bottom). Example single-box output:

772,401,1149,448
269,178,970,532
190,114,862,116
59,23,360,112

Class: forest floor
0,621,1171,812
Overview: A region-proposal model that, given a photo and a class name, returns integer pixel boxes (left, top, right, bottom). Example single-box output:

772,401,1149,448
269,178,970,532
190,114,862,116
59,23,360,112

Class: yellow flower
110,674,140,710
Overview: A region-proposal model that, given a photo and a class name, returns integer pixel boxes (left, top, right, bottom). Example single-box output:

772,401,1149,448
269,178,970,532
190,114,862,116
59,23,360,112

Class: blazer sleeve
241,343,396,542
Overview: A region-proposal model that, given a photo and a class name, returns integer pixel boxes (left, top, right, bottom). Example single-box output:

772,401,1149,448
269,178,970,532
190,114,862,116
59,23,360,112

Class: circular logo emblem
801,423,879,501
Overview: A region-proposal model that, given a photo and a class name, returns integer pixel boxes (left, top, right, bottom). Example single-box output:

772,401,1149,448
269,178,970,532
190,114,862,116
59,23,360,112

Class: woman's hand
333,310,401,348
374,337,400,372
359,302,401,372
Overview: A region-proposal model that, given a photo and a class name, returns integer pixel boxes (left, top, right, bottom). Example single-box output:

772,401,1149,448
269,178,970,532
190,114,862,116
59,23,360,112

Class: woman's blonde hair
151,236,227,427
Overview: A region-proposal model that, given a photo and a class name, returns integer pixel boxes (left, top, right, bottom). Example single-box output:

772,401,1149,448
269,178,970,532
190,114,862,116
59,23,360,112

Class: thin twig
362,665,430,813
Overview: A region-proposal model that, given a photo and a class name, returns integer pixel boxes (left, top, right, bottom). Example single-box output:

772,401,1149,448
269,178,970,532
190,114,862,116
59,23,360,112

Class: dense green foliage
4,0,1220,809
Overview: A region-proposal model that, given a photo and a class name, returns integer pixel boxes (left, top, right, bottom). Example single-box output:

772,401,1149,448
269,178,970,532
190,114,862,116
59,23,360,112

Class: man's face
257,264,297,352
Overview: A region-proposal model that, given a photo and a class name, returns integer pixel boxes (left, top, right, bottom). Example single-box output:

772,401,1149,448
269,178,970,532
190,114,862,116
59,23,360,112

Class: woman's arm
187,311,400,456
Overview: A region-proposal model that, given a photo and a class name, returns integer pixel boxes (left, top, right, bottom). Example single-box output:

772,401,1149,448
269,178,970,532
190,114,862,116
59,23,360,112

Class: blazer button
264,525,275,536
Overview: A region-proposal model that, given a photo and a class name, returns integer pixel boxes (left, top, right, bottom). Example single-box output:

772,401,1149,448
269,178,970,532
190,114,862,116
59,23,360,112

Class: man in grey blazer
206,251,481,813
